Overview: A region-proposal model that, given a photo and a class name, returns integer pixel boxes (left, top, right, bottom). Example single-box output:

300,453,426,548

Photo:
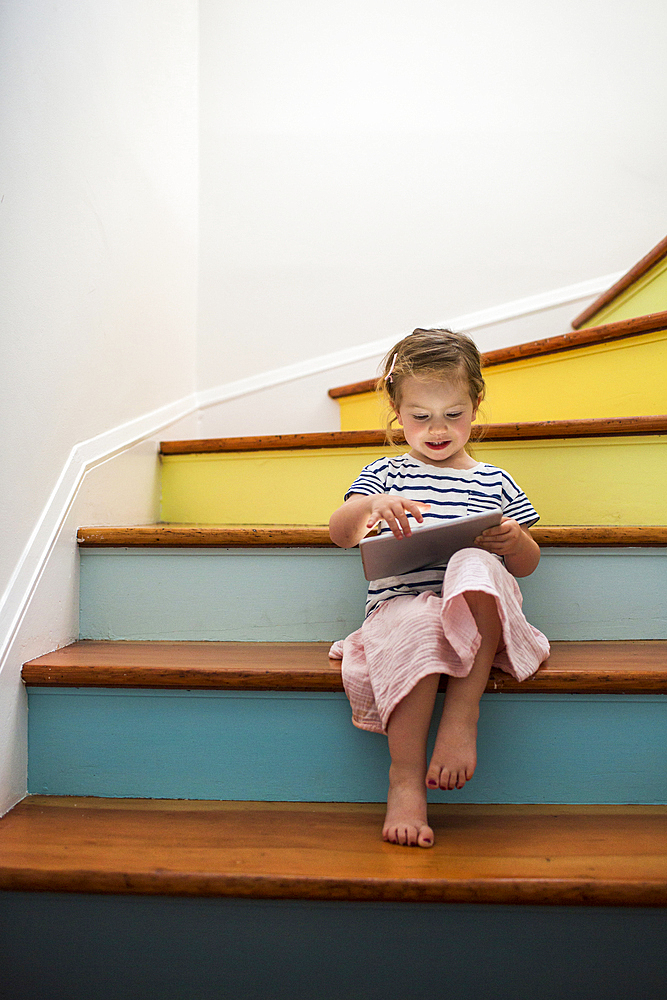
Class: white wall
0,0,199,812
198,0,667,411
0,412,201,814
195,288,607,438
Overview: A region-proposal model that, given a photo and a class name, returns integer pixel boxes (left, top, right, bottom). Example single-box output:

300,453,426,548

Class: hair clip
385,353,398,383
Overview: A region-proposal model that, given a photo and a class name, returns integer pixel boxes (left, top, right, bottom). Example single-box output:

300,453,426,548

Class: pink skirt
329,547,550,734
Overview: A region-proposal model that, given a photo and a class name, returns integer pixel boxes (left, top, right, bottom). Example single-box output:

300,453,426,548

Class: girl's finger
408,502,430,523
396,512,412,537
483,526,510,539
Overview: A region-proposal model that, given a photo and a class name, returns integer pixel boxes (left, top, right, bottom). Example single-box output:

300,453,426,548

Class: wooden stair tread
22,639,667,692
77,524,339,547
328,312,667,398
160,415,667,454
76,524,667,547
1,797,665,905
572,237,667,328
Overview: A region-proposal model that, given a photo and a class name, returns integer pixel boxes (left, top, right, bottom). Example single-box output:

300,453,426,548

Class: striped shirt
345,454,539,616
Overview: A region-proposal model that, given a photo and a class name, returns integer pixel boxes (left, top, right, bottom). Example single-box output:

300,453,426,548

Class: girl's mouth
427,441,449,450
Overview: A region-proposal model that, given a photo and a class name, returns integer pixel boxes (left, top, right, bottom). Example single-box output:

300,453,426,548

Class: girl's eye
447,412,463,419
413,414,429,421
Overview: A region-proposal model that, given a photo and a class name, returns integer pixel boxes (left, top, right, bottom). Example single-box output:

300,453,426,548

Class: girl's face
393,374,480,469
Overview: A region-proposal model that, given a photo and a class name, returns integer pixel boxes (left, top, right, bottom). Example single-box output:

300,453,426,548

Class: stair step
328,310,667,400
3,803,665,1000
158,425,667,526
78,544,667,641
22,642,667,803
22,639,667,693
329,319,667,429
572,235,667,328
160,415,667,453
2,796,666,906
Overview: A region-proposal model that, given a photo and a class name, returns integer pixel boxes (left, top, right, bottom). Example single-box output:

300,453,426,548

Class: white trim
196,272,625,408
0,392,199,667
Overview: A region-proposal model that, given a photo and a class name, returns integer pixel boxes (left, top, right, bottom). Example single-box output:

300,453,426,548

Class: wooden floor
1,797,666,906
22,639,667,692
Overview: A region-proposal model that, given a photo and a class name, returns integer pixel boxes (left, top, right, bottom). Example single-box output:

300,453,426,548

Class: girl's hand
367,497,431,539
475,517,541,577
474,517,523,556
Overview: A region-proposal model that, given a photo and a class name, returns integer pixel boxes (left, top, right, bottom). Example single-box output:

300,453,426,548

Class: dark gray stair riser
1,893,666,1000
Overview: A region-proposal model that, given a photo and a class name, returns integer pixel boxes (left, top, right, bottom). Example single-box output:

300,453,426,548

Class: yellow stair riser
580,254,667,327
337,331,667,431
161,436,667,527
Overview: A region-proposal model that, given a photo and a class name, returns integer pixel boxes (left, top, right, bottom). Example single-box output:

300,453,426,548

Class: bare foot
425,715,478,791
383,766,434,847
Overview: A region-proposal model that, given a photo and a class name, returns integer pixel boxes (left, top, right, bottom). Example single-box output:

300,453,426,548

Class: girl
329,328,550,849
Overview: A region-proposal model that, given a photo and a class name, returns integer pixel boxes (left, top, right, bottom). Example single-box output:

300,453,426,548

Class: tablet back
359,510,502,581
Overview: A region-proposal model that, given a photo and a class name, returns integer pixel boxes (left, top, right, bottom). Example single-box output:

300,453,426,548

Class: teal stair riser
79,547,667,642
27,689,667,804
2,894,666,1000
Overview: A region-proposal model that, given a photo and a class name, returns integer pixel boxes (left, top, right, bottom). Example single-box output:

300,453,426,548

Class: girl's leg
384,673,440,848
425,591,501,791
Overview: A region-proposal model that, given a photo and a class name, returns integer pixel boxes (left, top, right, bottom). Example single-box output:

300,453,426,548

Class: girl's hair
377,328,486,443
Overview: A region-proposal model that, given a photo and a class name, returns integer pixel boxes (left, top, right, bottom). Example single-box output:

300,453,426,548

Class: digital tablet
358,509,502,581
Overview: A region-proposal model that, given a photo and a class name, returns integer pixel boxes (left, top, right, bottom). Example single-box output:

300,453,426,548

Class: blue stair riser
27,688,667,804
79,547,667,642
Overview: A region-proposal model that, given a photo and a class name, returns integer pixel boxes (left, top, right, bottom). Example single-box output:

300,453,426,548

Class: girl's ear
472,394,482,420
391,402,403,426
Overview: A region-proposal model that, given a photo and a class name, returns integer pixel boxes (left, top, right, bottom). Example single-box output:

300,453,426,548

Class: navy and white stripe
345,454,539,616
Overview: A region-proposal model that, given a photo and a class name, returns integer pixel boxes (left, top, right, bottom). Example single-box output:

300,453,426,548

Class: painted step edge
328,313,667,398
22,640,667,693
572,237,667,328
1,798,666,906
160,416,667,454
76,525,667,548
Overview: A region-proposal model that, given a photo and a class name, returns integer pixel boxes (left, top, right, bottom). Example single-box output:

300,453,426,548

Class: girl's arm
475,518,540,577
329,493,430,548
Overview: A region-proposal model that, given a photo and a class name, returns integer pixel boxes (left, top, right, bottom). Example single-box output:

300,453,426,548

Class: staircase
2,246,667,998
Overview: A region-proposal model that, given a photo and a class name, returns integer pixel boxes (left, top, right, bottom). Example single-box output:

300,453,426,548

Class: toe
425,767,440,789
417,826,434,848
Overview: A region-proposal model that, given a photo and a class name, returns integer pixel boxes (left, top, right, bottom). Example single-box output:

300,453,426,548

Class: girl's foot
425,715,478,791
383,767,434,847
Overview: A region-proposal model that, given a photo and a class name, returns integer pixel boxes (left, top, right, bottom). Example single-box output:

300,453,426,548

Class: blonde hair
377,328,486,444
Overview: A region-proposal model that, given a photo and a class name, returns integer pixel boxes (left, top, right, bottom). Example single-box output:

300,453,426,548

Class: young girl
329,328,550,849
